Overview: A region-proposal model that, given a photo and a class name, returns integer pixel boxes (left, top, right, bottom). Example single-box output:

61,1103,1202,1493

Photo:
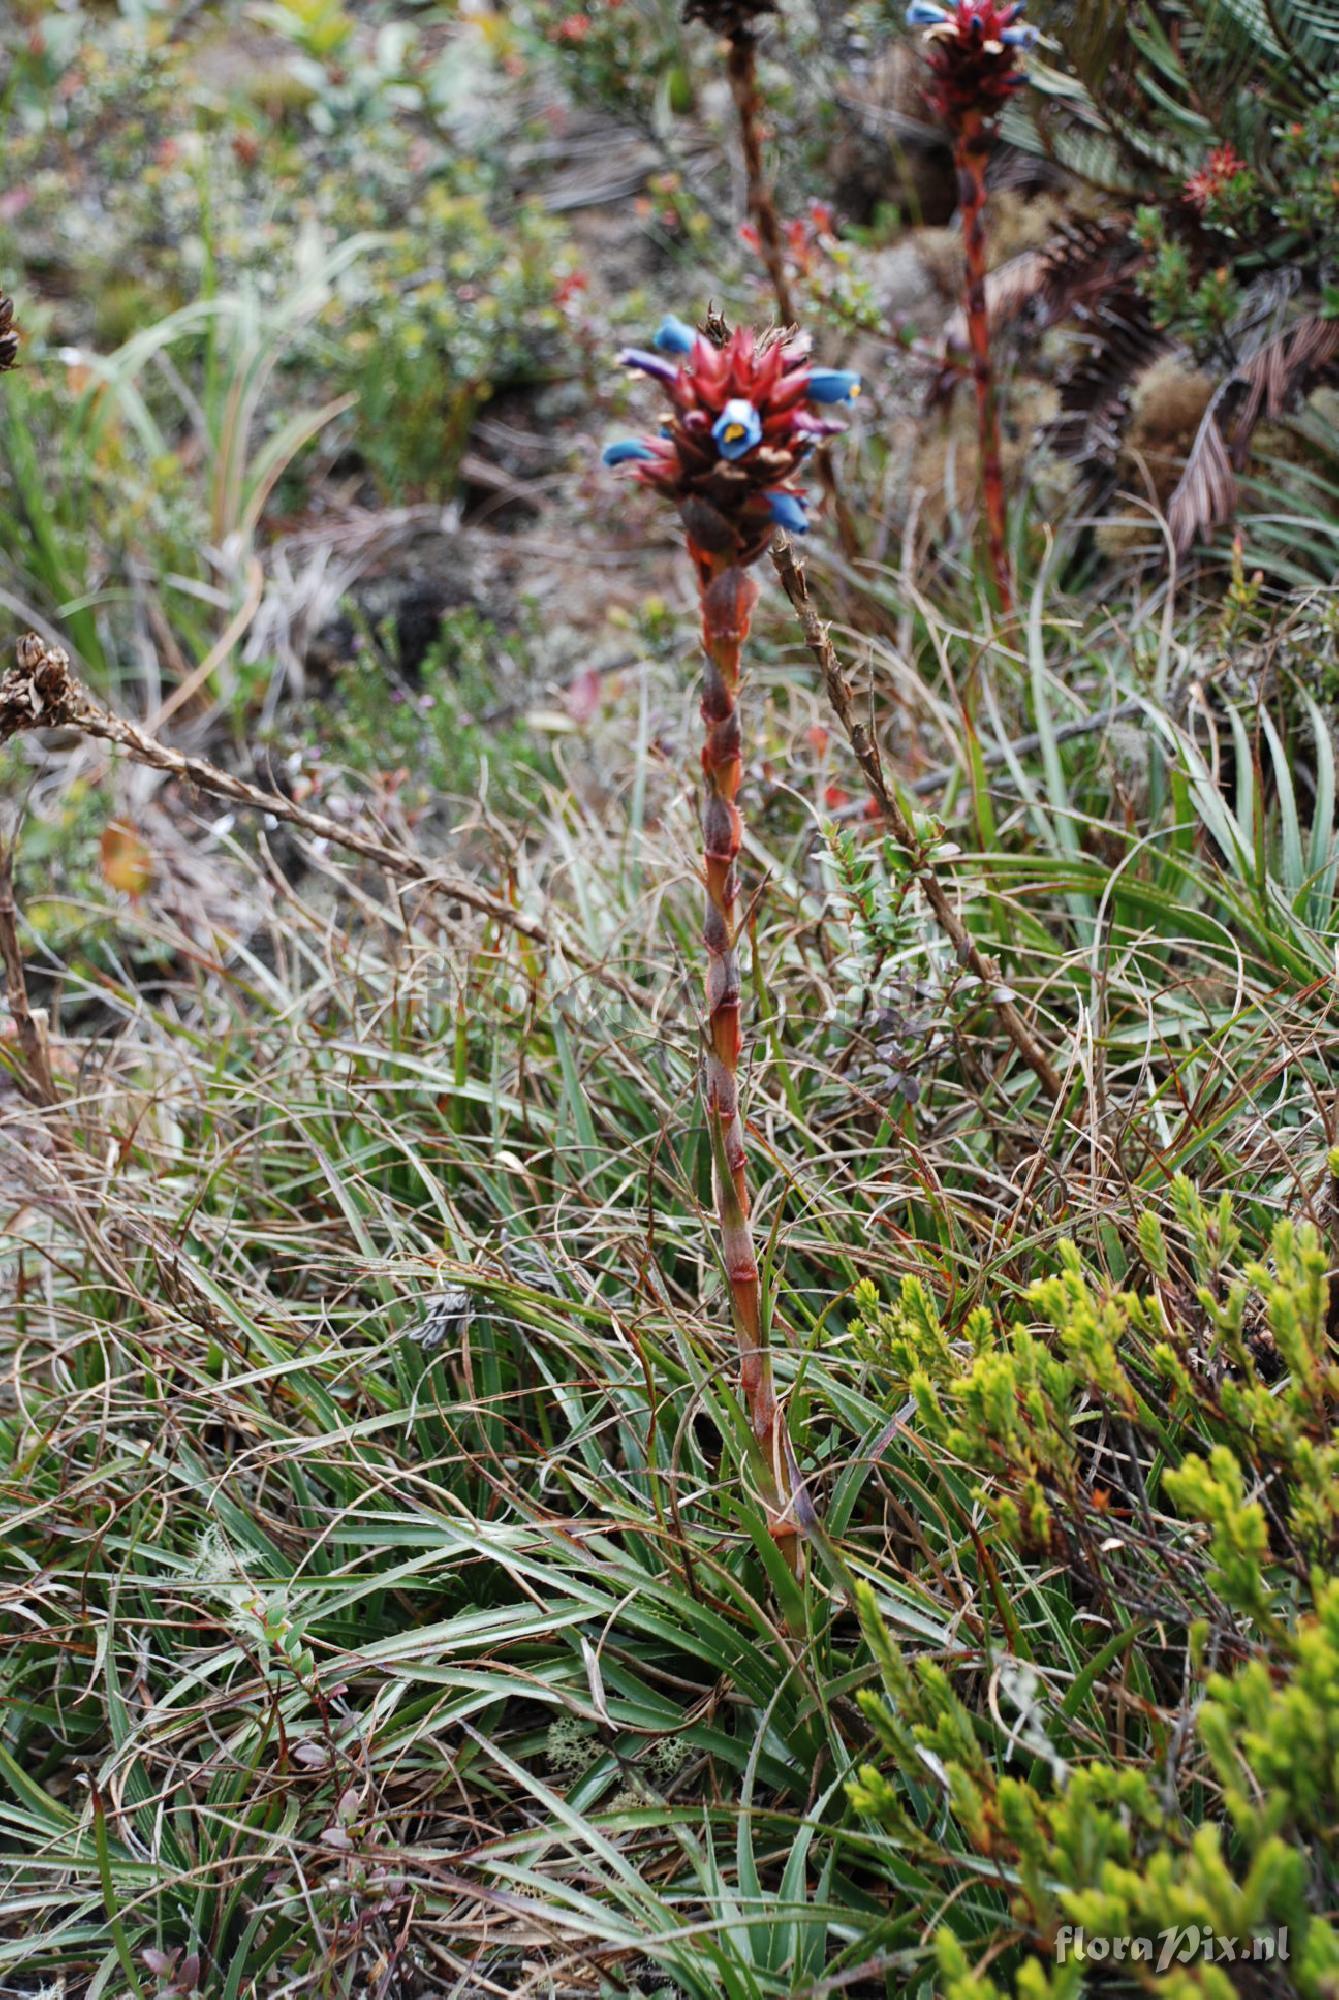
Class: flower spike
603,312,857,1576
907,1,1032,611
906,0,1036,134
605,315,858,571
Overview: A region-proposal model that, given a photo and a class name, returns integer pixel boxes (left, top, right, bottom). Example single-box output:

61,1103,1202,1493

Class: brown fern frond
938,216,1136,368
1167,313,1339,553
1046,282,1169,480
1166,401,1239,556
0,294,19,374
1232,311,1339,436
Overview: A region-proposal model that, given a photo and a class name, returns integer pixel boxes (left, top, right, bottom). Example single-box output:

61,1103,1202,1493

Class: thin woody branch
0,635,640,1004
724,33,795,326
769,532,1064,1102
728,35,864,561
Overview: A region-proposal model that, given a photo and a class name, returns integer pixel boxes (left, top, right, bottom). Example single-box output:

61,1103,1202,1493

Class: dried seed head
681,0,777,41
0,295,19,374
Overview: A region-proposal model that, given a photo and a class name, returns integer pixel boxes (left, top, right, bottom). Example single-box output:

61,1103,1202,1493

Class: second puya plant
605,316,858,1573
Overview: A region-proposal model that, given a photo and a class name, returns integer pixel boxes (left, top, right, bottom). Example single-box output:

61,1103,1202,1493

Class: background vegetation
2,2,1337,1995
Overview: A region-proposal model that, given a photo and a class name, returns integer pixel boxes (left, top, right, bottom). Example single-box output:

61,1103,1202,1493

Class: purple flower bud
618,348,680,385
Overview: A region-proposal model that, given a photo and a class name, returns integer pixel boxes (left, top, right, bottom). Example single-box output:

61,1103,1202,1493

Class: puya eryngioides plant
604,313,859,1572
907,0,1037,614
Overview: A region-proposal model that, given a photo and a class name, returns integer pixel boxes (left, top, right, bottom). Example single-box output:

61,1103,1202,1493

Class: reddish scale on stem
604,315,857,1556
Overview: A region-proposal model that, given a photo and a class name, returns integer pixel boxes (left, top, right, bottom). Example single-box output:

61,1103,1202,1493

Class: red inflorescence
907,0,1036,136
1184,144,1252,214
604,318,858,575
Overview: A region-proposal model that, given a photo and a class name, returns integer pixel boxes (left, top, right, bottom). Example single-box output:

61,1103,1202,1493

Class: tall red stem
955,112,1012,615
696,555,809,1567
725,37,794,326
724,35,862,562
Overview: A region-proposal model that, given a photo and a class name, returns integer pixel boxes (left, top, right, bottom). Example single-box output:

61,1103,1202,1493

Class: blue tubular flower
618,347,680,385
653,315,697,355
711,397,763,459
1001,21,1037,43
804,368,862,404
906,0,950,22
766,490,809,533
602,440,658,466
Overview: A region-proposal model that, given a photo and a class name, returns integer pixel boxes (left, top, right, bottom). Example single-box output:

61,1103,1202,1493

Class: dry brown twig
0,837,57,1107
0,633,642,1003
769,534,1065,1102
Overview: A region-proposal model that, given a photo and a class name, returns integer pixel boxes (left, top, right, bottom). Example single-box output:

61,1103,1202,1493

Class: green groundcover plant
849,1183,1339,1996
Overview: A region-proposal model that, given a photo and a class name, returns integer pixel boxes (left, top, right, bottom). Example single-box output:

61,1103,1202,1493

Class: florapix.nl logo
1055,1926,1288,1972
